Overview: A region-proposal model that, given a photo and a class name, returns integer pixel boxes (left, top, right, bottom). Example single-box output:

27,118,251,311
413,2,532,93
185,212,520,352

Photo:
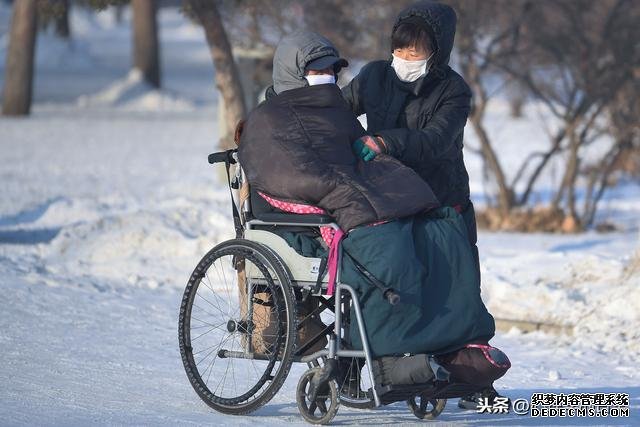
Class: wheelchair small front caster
407,395,446,420
296,367,339,424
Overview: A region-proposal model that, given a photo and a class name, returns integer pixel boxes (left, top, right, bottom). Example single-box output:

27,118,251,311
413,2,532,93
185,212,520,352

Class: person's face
393,45,430,61
305,67,335,76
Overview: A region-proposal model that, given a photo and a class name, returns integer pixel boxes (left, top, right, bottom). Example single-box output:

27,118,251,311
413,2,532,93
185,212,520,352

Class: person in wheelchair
238,30,509,401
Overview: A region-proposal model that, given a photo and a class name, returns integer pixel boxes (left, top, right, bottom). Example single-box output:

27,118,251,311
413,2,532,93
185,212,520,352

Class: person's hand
352,135,386,162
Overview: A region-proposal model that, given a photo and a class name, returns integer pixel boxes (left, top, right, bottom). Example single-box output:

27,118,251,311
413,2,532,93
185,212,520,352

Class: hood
272,30,344,95
393,1,457,67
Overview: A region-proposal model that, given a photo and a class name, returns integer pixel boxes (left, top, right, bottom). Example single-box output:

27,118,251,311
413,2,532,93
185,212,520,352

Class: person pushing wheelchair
342,0,509,409
238,3,510,411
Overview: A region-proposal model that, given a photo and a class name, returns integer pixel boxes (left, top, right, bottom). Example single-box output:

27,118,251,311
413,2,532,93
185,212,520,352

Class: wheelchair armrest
251,211,335,225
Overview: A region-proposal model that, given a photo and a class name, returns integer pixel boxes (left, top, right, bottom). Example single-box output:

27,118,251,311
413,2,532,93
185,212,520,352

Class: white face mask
305,74,336,86
391,53,433,82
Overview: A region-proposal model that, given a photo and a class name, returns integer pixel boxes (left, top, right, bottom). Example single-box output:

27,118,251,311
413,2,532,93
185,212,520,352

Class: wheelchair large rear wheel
179,239,297,414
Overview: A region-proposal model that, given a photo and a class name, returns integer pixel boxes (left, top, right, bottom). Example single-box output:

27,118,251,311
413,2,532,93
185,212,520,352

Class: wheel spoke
195,335,227,367
317,399,328,414
420,397,428,412
197,333,232,369
192,342,222,356
220,257,232,313
190,315,223,329
191,322,226,342
205,269,230,314
192,301,224,320
200,273,226,315
229,332,238,396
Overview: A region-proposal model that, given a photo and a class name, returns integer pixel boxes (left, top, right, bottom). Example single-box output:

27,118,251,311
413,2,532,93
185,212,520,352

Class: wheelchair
178,149,477,424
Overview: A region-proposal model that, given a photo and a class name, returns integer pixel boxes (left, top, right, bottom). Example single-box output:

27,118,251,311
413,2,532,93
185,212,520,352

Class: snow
1,4,639,426
77,68,196,111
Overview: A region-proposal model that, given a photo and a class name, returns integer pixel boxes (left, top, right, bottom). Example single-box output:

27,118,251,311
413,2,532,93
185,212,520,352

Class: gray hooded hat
272,30,348,94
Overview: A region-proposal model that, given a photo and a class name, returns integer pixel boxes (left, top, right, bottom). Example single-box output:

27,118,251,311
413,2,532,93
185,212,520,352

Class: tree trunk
188,1,247,149
507,80,526,118
552,131,580,215
470,115,513,214
2,0,38,116
464,58,513,215
55,0,70,39
115,5,125,23
517,114,584,206
132,0,161,88
565,143,580,219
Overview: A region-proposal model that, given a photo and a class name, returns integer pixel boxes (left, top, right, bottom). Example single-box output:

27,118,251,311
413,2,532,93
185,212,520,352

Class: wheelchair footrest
373,381,484,405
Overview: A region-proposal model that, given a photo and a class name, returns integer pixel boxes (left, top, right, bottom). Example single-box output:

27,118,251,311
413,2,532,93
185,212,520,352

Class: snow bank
77,68,196,112
480,233,640,359
0,106,226,294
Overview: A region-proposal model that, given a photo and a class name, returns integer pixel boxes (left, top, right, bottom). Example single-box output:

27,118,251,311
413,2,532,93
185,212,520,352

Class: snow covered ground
1,5,639,426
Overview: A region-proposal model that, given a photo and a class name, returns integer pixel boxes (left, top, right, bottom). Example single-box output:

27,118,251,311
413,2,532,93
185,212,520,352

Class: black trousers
459,201,480,279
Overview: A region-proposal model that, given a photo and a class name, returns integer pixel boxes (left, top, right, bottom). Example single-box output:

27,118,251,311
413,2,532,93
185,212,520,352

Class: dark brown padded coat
238,83,440,231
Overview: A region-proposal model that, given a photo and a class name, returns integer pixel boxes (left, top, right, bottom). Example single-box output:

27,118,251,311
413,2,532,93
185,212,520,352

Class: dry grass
476,206,582,233
624,250,640,279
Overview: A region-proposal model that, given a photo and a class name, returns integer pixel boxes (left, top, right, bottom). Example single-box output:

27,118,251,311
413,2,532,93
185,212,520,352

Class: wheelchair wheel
307,356,375,409
296,367,339,424
179,239,297,415
407,396,447,420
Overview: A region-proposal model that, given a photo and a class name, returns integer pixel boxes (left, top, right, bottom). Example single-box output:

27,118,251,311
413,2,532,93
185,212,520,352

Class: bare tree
55,0,71,39
446,0,639,229
39,0,72,38
582,74,640,226
447,0,533,215
219,0,413,64
300,0,406,61
503,0,637,228
132,0,161,87
2,0,38,116
184,0,247,149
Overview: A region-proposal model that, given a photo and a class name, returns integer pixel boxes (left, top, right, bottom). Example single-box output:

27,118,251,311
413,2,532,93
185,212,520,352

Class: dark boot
372,354,435,386
457,385,510,410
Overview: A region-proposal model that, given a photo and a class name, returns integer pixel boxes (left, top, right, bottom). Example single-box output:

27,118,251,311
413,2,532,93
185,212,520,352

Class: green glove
352,137,378,162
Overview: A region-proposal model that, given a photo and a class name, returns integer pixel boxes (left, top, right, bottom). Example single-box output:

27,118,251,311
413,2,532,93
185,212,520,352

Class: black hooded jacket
342,1,472,209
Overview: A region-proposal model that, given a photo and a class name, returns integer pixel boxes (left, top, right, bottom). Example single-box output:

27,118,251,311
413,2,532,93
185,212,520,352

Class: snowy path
2,274,638,426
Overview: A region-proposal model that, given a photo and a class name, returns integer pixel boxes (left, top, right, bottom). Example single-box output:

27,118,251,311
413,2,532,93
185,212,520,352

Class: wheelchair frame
240,156,383,410
178,149,450,424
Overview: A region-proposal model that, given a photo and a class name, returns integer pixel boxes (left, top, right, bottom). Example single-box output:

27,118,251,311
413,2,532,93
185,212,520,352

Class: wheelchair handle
208,149,237,165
